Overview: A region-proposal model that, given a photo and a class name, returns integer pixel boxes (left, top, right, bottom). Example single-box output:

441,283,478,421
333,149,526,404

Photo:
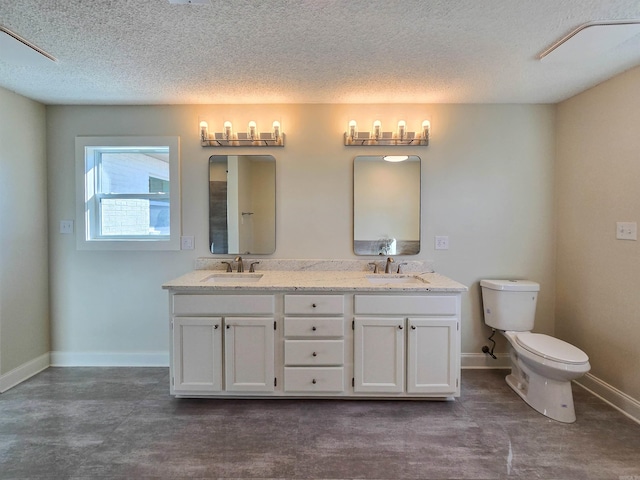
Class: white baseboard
0,353,50,393
574,373,640,425
50,351,169,367
461,352,510,369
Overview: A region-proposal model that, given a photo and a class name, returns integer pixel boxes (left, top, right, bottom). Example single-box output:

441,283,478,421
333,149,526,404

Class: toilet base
505,371,577,423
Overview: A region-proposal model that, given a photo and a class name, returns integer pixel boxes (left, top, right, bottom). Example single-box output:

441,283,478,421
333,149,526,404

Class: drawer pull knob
312,352,317,357
411,325,416,330
312,379,317,384
312,303,317,308
398,325,403,330
312,326,317,331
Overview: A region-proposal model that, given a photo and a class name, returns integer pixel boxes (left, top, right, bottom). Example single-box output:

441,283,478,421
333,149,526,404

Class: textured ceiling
0,0,640,105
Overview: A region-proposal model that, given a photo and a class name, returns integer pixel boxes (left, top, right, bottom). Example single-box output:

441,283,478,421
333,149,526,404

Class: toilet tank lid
480,279,540,292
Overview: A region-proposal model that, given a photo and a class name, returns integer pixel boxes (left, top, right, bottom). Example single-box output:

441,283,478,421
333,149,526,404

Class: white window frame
75,136,181,250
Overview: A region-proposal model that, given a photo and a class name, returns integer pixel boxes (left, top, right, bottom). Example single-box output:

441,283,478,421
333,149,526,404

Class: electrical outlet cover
435,235,449,250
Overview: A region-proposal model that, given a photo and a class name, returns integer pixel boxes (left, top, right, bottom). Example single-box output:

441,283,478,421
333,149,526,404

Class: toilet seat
515,332,589,364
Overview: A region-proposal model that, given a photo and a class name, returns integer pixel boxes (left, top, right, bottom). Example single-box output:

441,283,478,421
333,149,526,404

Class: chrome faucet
385,257,394,274
234,256,244,273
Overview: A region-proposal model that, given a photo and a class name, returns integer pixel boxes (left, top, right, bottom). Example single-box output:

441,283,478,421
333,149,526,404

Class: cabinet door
173,317,222,393
224,317,275,392
353,317,405,393
407,318,458,394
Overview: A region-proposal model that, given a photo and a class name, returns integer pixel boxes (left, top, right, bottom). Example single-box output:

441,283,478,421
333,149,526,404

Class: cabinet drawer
284,295,344,315
284,340,344,366
173,294,274,315
284,367,344,392
284,317,344,338
354,295,457,316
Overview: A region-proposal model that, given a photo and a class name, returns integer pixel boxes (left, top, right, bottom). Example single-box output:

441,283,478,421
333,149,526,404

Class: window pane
99,197,170,237
99,150,169,194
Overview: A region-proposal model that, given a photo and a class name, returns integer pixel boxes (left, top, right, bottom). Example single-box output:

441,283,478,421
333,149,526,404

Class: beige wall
0,87,50,376
556,66,640,400
46,103,556,363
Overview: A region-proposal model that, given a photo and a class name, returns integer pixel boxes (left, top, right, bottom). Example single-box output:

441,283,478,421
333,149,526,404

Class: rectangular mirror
209,155,276,254
354,155,421,255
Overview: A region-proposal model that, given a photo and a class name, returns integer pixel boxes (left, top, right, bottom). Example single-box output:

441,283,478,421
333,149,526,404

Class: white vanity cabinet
167,286,462,399
170,294,275,396
353,295,460,396
283,294,346,393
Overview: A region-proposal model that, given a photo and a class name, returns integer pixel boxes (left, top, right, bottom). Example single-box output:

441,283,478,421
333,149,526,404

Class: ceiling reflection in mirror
354,155,420,255
209,155,275,255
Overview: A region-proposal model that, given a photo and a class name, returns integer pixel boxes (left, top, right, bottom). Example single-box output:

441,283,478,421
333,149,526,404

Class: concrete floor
0,368,638,479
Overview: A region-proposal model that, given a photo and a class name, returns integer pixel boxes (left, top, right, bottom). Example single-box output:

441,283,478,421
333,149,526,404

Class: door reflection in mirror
209,155,276,255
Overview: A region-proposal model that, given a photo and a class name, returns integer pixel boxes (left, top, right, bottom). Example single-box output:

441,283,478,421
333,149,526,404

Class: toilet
480,279,590,423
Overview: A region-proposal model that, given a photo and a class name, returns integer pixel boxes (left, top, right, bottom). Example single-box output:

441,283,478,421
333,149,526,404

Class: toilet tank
480,280,540,331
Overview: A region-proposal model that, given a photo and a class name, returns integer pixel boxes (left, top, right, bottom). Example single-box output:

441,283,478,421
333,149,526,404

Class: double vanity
163,259,467,400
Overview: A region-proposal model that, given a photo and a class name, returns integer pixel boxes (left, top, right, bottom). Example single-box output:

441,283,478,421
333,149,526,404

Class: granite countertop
162,259,467,293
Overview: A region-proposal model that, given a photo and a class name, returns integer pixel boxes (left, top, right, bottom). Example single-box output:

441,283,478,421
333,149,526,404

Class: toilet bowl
502,330,590,423
480,279,590,423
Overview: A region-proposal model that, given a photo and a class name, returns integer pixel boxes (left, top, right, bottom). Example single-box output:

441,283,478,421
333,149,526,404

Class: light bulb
272,121,281,141
372,120,382,140
397,120,406,141
223,121,232,140
248,121,257,140
348,120,357,139
422,120,430,142
199,121,209,142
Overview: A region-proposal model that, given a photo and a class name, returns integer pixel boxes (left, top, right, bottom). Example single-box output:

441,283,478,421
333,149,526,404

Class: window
75,136,180,250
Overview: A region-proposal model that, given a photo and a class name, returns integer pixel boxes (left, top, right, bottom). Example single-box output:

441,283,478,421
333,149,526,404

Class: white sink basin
365,274,428,285
203,273,264,284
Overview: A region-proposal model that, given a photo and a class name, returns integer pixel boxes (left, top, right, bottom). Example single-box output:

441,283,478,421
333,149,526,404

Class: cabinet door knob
312,379,317,384
411,325,416,330
214,325,219,329
312,326,317,331
312,352,317,357
398,325,403,330
226,325,231,329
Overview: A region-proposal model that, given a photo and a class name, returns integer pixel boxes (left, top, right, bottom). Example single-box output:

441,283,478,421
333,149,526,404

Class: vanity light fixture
199,119,285,147
344,119,430,146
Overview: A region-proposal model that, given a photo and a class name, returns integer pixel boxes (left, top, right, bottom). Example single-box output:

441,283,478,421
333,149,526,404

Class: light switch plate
616,222,637,240
181,236,195,250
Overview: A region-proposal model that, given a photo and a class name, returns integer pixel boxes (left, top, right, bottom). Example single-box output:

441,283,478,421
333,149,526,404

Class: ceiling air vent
168,0,211,4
